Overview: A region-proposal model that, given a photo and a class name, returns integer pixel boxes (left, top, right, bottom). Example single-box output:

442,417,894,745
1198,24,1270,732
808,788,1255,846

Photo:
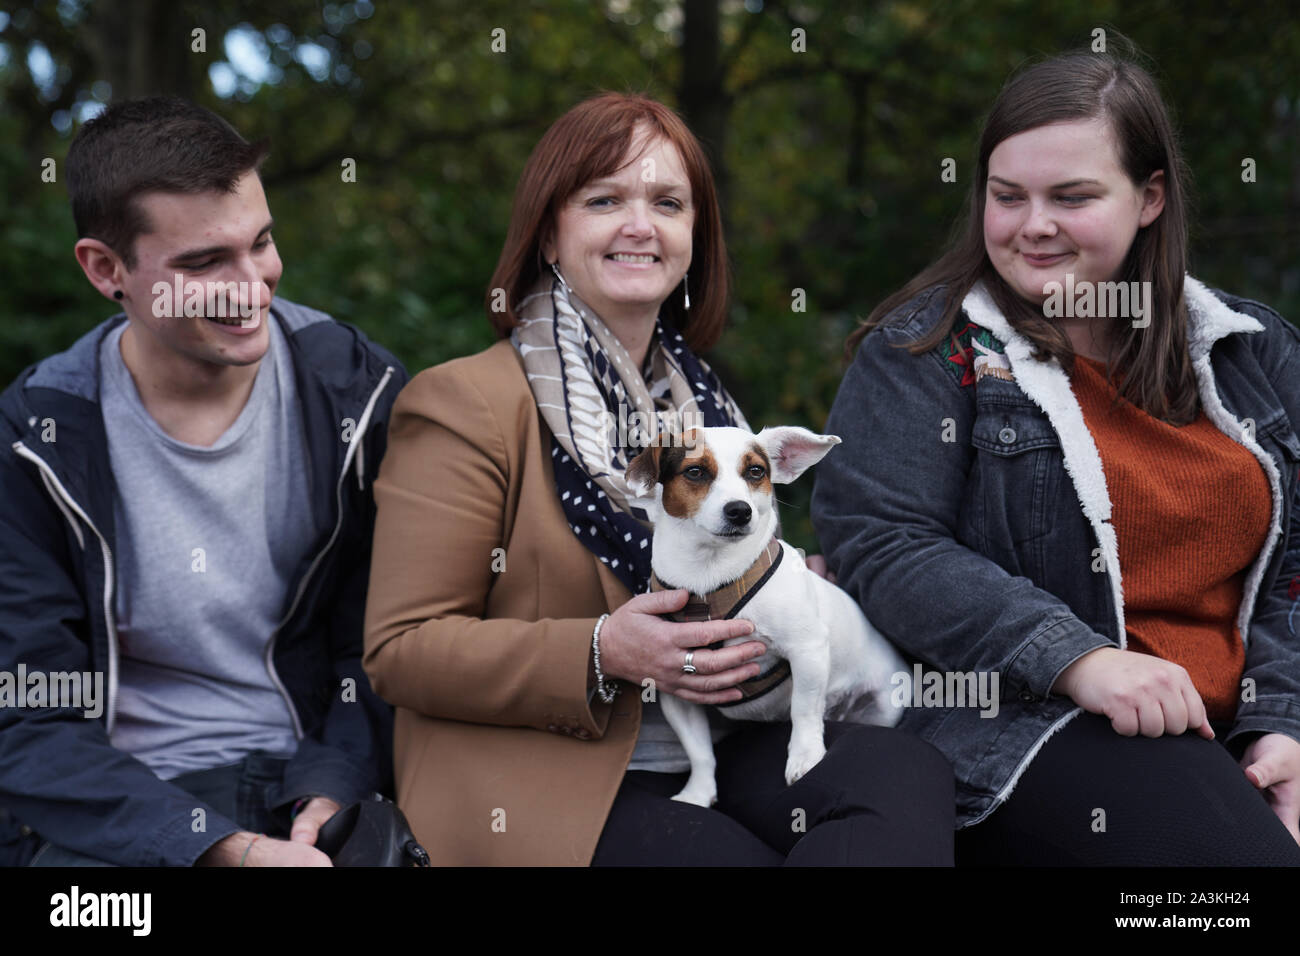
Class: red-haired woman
362,93,954,865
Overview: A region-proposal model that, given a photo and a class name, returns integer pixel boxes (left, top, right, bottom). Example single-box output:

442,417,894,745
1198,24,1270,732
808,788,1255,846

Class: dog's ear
755,427,842,484
625,443,663,498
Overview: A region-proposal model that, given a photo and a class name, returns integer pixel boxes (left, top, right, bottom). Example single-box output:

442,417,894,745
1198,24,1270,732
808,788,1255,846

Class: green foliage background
3,0,1298,548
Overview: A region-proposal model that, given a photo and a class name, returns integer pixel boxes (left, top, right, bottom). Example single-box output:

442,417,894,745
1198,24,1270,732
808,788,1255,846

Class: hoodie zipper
13,363,395,743
11,440,121,735
264,366,395,738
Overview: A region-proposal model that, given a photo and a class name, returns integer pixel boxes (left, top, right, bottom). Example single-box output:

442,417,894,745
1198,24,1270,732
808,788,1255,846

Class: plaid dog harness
648,536,792,706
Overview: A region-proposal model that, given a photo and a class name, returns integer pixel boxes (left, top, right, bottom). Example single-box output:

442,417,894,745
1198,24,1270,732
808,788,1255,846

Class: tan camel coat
363,338,642,865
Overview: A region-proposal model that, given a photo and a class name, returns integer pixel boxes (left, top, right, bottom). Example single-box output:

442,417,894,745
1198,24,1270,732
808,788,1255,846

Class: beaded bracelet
591,613,619,703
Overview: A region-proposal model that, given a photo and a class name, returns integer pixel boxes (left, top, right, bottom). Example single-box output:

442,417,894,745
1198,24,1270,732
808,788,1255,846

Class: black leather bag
314,794,430,867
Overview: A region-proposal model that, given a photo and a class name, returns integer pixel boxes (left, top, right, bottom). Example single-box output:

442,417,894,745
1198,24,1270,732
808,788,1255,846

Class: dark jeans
955,712,1300,866
591,721,955,865
28,750,291,867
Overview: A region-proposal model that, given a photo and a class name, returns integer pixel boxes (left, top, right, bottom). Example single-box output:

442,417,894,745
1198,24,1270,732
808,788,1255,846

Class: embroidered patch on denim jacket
940,322,1008,387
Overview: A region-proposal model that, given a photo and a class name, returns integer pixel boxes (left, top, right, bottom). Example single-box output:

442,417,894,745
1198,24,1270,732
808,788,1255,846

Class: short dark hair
66,96,269,268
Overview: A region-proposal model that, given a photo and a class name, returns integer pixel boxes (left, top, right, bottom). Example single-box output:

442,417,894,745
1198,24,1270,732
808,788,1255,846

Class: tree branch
261,114,540,186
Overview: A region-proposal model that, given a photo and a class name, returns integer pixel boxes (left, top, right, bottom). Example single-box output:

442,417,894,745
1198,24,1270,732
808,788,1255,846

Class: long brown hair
847,44,1199,424
487,92,729,351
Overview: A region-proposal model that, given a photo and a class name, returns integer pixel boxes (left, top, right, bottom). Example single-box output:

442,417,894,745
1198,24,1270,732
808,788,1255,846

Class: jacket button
1019,689,1037,702
19,825,32,837
998,426,1017,444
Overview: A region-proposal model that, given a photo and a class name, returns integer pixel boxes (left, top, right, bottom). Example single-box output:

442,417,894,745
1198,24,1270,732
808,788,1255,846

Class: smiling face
119,170,282,370
983,117,1164,306
542,128,694,326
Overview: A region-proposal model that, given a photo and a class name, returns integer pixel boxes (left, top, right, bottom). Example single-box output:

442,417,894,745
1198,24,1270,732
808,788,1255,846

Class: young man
0,98,408,866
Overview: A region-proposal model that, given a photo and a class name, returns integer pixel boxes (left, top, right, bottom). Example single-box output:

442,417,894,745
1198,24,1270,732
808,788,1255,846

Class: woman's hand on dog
600,589,768,704
1051,646,1214,740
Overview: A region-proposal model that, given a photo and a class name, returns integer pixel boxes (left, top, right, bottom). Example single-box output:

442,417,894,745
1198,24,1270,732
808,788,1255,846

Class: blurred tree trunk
679,0,730,216
83,0,194,101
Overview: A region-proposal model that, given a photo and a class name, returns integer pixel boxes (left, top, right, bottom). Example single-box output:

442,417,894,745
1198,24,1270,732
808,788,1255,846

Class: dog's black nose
723,500,752,524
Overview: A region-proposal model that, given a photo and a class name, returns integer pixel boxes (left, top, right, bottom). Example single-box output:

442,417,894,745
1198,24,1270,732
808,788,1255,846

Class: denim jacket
811,276,1300,827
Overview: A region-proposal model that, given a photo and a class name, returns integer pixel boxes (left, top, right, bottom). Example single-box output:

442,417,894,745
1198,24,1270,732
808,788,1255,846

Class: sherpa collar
959,275,1279,649
962,275,1263,357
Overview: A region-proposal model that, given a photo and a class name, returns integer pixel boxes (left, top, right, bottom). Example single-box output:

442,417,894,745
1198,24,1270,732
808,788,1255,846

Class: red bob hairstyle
486,92,729,351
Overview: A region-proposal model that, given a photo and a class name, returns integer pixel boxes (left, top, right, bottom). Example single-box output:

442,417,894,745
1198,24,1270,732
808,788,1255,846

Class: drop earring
682,272,690,311
550,261,572,296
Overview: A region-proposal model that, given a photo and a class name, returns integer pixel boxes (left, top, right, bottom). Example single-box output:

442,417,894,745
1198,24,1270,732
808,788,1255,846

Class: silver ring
682,651,697,675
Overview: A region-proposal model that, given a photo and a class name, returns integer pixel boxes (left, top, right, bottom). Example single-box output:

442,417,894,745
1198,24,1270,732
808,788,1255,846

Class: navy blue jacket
0,298,408,865
813,276,1300,828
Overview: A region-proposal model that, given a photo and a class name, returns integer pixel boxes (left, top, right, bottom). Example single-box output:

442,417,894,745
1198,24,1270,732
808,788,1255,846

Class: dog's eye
746,465,766,480
683,465,705,480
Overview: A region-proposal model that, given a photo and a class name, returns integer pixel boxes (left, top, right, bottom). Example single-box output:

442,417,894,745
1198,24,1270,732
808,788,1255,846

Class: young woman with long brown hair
814,47,1300,865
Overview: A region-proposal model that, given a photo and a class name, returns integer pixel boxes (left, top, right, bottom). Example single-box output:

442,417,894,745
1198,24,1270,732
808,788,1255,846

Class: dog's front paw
671,785,718,808
784,741,827,786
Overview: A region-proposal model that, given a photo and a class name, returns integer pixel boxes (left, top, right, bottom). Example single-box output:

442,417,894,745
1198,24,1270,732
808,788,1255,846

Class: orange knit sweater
1070,355,1272,720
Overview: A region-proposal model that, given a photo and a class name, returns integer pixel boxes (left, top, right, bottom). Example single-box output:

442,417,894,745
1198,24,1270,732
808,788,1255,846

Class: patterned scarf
511,271,749,594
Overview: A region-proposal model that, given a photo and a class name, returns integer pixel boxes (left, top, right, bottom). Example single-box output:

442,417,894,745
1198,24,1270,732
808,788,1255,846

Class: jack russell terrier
625,425,905,808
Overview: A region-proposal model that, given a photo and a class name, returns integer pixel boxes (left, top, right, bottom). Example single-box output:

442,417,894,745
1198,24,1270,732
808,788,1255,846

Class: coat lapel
1182,277,1279,644
960,275,1274,648
961,281,1127,645
593,557,634,611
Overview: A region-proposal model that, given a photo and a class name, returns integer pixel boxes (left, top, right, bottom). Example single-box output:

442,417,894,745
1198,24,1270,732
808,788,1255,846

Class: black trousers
955,712,1300,866
591,721,955,866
